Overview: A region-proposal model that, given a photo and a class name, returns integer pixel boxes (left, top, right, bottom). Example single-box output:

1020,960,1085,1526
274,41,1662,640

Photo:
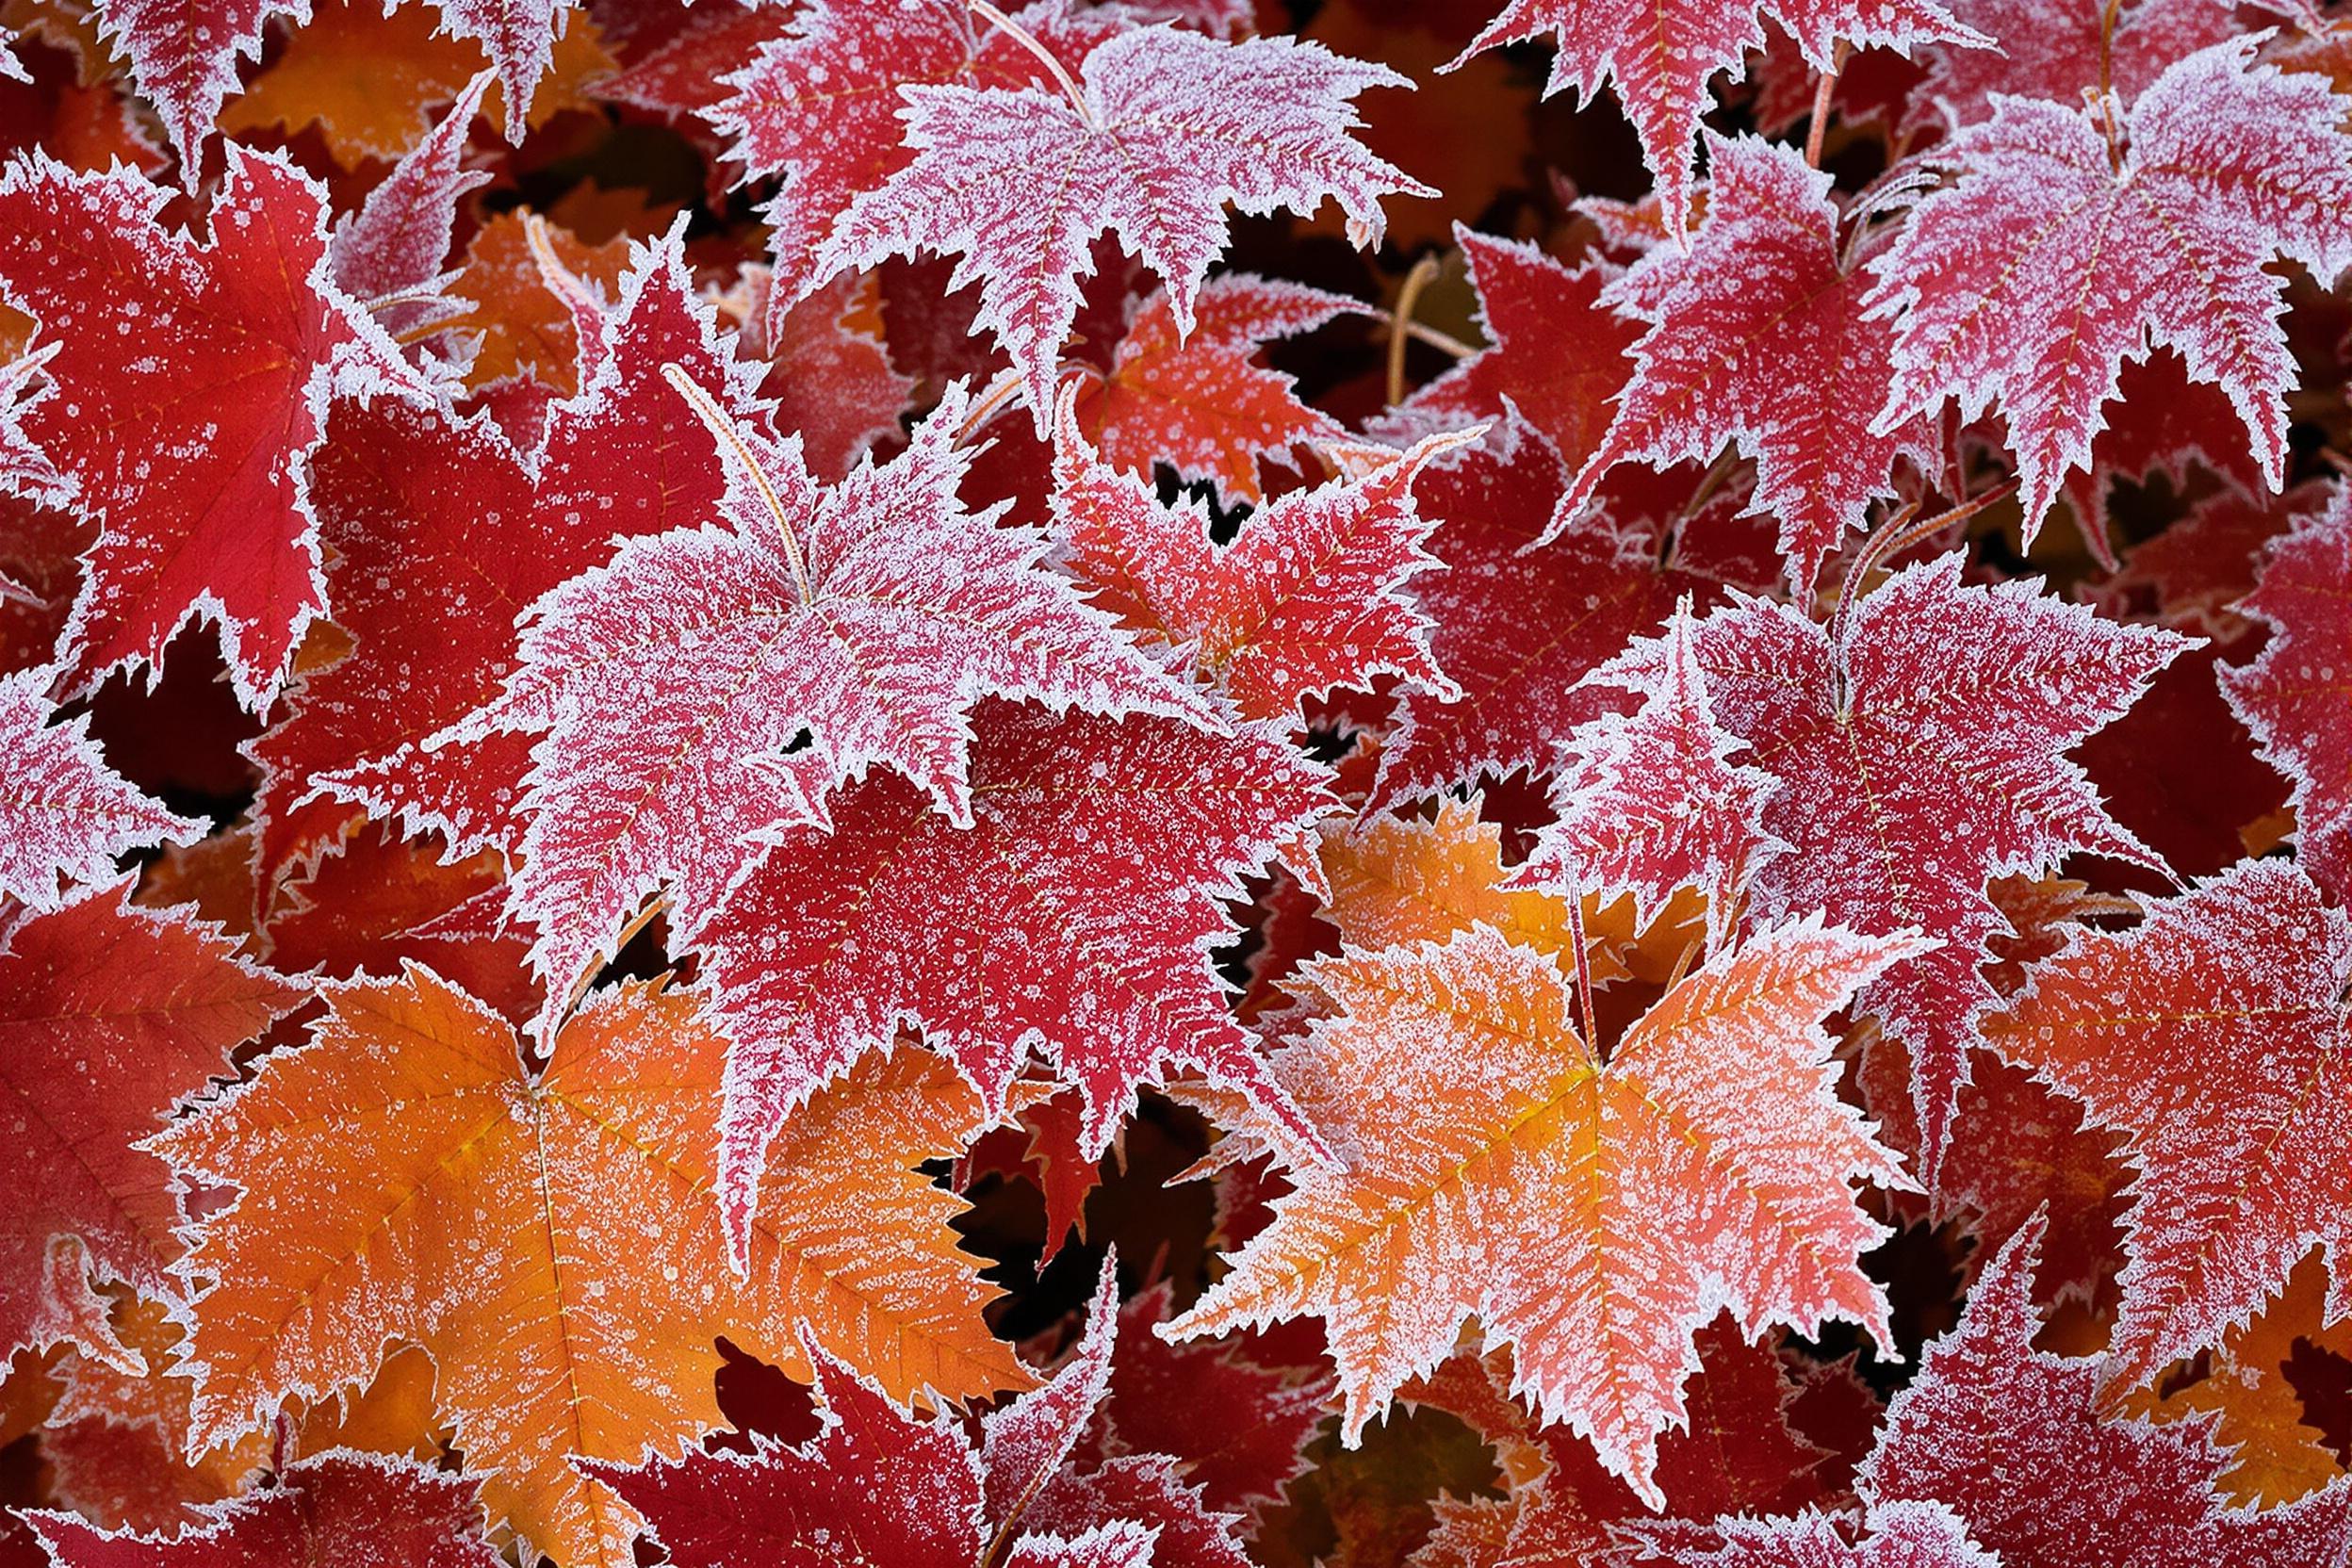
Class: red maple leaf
1446,0,1983,237
1380,227,1636,480
1622,1503,1999,1568
323,73,494,350
1511,601,1780,951
1984,860,2352,1392
1363,433,1740,816
710,0,1137,304
452,378,1211,1012
1052,390,1471,724
1918,0,2239,133
1589,554,2187,1181
2221,482,2352,899
248,233,766,880
0,146,419,710
85,0,302,173
0,666,199,909
687,700,1335,1244
27,1452,502,1567
809,21,1426,422
1858,1218,2352,1566
0,883,302,1374
1550,133,1940,596
1068,273,1356,507
1867,36,2352,537
596,1257,1250,1568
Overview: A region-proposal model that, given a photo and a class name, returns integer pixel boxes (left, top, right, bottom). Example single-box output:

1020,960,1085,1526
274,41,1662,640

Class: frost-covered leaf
1053,391,1471,723
1446,0,1983,237
1165,918,1921,1506
1983,858,2352,1391
1917,0,2238,133
29,1451,502,1567
0,666,199,908
1593,554,2187,1181
1859,1217,2352,1568
150,968,1023,1568
2220,482,2352,900
0,883,302,1374
1513,602,1780,951
689,701,1335,1246
251,233,758,879
1070,273,1355,506
326,71,495,343
460,379,1207,1012
87,0,305,174
811,24,1427,423
1867,37,2352,537
597,1254,1248,1568
1551,133,1939,596
1620,1502,1999,1568
0,146,419,709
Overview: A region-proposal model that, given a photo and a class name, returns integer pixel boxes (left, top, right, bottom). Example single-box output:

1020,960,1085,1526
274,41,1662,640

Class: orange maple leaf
1165,918,1924,1505
149,967,1026,1568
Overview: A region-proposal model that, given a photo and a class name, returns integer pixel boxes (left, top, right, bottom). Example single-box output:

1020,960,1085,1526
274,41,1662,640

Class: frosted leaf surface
148,969,1023,1568
0,667,200,908
1550,134,1939,596
810,24,1428,425
1164,918,1921,1507
461,381,1210,1014
1053,391,1470,723
1866,37,2352,537
1589,554,2188,1180
690,700,1337,1247
0,146,419,710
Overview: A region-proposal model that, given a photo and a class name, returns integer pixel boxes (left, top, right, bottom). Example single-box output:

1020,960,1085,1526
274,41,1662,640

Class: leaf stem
662,363,813,605
1805,45,1847,171
1565,882,1602,1060
1385,253,1444,408
971,0,1096,128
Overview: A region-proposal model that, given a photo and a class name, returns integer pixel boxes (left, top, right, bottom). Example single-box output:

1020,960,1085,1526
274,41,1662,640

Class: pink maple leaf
1867,36,2352,538
1550,133,1941,596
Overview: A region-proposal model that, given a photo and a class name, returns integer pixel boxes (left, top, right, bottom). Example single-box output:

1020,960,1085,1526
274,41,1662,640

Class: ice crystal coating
1589,554,2188,1181
691,700,1337,1249
149,969,1023,1568
0,146,418,709
809,24,1429,424
1867,37,2352,536
1166,917,1922,1506
1550,134,1939,596
0,667,200,908
458,380,1208,1012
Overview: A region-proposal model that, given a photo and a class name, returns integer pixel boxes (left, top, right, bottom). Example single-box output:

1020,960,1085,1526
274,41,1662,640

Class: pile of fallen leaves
6,0,2352,1564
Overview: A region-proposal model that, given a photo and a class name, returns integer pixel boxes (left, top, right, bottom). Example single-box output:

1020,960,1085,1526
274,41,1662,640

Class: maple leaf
1549,133,1940,596
1858,1217,2352,1568
1362,432,1727,816
29,1451,503,1567
0,883,302,1375
1070,273,1356,506
0,666,199,908
721,266,913,482
1445,0,1982,238
1866,36,2352,537
598,1256,1249,1568
810,21,1428,423
1621,1502,1999,1568
1917,0,2239,134
689,700,1336,1246
1165,917,1923,1505
2220,483,2352,900
248,231,763,879
1981,858,2352,1392
710,0,1138,305
458,376,1211,1011
85,0,303,174
1512,602,1780,952
0,145,420,710
1592,554,2188,1180
149,966,1024,1568
1053,389,1471,724
1378,228,1636,478
324,72,494,345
